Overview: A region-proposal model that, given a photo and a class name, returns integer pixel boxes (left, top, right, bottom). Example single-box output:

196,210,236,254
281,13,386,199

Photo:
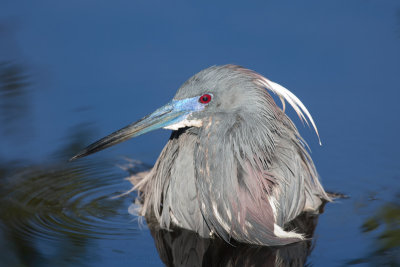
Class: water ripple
0,159,142,244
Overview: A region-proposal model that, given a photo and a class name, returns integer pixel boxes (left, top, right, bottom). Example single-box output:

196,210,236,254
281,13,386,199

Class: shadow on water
53,122,99,161
147,211,320,267
0,23,33,144
0,61,33,154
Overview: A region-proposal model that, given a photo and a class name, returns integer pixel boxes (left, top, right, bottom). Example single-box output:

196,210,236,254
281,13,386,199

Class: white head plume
255,77,321,145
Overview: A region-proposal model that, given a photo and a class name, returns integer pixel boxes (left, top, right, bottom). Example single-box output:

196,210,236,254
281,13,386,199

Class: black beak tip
69,155,79,162
69,151,86,161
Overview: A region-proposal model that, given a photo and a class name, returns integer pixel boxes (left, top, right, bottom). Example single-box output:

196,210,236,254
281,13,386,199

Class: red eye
199,94,212,104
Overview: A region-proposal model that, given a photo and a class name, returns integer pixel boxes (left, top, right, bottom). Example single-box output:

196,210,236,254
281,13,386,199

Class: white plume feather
256,77,321,145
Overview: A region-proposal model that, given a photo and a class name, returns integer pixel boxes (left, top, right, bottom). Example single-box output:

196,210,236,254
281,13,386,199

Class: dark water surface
1,1,399,266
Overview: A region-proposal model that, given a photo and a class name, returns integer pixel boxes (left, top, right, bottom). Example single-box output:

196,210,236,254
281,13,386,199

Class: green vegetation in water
348,193,400,266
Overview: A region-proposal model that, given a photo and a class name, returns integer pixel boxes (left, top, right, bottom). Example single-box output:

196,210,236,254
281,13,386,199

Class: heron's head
71,65,318,160
168,65,271,129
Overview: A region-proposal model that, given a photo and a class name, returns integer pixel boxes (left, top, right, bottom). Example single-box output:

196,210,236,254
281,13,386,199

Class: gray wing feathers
195,115,303,246
270,122,330,225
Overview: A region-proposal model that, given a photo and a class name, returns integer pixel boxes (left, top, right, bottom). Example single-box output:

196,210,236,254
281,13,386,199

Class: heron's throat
163,118,203,130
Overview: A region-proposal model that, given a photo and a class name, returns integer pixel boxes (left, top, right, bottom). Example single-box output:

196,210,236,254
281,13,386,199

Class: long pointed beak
70,97,203,161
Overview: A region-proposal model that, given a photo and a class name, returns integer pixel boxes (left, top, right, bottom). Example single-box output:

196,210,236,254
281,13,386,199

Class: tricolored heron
71,65,330,246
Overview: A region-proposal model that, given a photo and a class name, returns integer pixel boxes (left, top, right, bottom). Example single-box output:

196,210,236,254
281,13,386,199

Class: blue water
0,1,399,266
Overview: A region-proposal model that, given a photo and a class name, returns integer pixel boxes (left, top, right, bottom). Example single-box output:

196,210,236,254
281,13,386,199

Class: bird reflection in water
146,209,323,267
